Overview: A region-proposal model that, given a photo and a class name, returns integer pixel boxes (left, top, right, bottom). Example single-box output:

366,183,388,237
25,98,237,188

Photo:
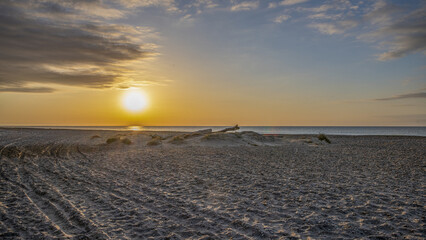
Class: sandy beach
0,128,424,239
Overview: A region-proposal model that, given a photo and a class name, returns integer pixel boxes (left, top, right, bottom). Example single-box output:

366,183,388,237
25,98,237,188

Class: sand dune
0,128,425,239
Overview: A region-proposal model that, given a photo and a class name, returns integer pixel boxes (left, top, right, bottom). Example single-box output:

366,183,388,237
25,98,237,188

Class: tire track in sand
83,164,270,239
14,146,111,239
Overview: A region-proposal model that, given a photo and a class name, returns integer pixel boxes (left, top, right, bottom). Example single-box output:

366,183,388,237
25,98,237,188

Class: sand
0,128,424,239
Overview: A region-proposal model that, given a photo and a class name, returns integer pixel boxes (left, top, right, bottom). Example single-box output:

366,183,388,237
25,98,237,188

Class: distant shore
0,128,425,239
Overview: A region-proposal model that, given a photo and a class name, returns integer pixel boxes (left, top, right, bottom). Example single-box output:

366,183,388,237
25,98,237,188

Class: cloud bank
276,0,426,61
375,7,426,60
0,0,158,92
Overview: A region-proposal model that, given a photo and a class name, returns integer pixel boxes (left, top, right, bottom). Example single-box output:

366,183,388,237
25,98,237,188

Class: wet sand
0,128,425,239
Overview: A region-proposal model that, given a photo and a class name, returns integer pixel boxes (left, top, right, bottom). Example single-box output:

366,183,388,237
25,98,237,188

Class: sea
6,126,426,136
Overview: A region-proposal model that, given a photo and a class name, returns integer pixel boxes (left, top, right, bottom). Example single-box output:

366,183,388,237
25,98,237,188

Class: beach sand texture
0,128,425,239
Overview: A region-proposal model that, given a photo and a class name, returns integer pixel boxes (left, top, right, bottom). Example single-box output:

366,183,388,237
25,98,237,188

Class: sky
0,0,425,126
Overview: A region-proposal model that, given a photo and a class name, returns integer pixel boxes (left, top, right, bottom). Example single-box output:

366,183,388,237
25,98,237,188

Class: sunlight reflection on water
127,126,142,131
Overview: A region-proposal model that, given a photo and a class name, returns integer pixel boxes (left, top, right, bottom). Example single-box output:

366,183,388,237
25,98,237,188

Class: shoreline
1,126,426,138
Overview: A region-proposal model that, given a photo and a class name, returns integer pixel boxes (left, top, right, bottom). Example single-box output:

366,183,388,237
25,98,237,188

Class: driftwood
182,129,213,139
217,124,240,133
193,129,213,135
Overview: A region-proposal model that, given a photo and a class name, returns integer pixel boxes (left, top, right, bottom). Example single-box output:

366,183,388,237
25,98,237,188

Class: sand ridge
0,128,425,239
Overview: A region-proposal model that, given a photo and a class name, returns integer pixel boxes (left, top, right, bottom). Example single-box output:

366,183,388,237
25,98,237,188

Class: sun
122,90,148,113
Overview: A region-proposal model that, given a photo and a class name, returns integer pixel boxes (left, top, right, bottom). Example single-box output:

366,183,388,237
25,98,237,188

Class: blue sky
0,0,425,125
120,0,425,94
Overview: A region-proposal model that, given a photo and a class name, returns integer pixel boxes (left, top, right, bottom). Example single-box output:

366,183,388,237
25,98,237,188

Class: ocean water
7,126,426,136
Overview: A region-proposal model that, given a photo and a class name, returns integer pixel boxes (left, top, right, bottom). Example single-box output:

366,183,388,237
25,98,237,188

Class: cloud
308,13,341,20
292,0,361,36
303,4,333,12
0,0,157,91
189,0,218,9
0,87,56,93
179,14,195,23
375,91,426,101
376,7,426,61
268,2,278,9
230,1,259,11
280,0,309,6
292,0,424,61
298,0,356,13
274,14,291,23
118,0,178,12
364,0,400,26
308,19,358,35
308,23,343,35
32,0,127,20
356,1,426,60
